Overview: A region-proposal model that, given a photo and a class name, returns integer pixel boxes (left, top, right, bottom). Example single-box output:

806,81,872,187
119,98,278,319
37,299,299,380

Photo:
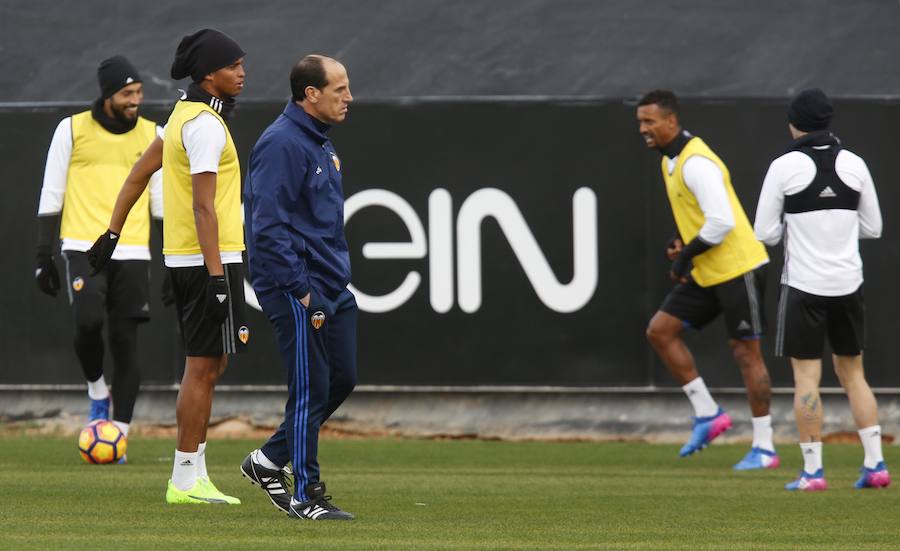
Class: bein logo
342,187,597,314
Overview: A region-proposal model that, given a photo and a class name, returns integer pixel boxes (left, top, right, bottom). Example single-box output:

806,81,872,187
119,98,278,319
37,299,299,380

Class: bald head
291,55,338,102
291,54,352,124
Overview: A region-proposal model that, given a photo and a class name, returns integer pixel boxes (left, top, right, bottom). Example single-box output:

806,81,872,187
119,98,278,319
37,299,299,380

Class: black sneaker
240,449,293,513
288,481,354,520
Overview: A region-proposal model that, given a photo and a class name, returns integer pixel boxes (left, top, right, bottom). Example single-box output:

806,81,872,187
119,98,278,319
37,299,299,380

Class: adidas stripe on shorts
660,265,767,339
775,285,864,359
169,263,249,357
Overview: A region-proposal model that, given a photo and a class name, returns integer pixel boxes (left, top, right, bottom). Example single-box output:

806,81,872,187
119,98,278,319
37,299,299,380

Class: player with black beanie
89,28,248,504
755,89,888,491
36,55,163,455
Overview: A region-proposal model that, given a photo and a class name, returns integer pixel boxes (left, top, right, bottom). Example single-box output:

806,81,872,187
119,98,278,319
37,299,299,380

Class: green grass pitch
1,436,897,550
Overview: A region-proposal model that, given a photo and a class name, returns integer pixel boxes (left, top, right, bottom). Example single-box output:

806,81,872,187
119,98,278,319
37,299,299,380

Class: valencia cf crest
72,276,84,292
311,311,325,330
330,152,341,172
238,326,250,344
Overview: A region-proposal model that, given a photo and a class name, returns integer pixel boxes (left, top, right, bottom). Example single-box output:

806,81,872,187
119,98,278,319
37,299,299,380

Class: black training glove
87,229,120,275
664,235,682,261
161,270,176,307
35,214,61,296
670,237,713,280
670,253,692,280
204,275,229,324
35,248,60,297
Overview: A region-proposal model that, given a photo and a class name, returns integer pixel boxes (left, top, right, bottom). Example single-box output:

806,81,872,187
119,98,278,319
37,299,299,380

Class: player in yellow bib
637,90,778,469
89,29,248,505
35,56,163,451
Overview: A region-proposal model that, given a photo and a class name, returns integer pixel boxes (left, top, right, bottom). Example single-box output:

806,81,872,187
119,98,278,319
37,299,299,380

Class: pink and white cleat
785,469,827,492
854,462,890,489
733,447,780,470
679,408,732,457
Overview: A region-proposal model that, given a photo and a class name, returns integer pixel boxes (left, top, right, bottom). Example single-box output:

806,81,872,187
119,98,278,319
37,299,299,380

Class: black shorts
775,285,864,359
660,265,767,339
62,250,150,321
169,263,249,357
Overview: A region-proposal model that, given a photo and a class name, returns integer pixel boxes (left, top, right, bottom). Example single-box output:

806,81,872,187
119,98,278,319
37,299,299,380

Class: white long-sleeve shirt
664,155,735,244
754,147,882,296
37,117,164,261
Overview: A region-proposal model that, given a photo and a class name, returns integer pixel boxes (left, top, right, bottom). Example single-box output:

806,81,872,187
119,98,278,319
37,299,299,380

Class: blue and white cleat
679,408,732,457
785,469,827,491
88,397,110,423
733,447,780,470
854,462,890,489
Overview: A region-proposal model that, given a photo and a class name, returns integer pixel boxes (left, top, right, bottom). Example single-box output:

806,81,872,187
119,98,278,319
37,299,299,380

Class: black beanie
788,88,833,132
170,29,245,83
97,56,142,99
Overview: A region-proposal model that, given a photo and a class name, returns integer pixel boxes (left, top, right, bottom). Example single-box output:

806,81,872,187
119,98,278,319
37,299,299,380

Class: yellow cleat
197,477,241,505
166,479,229,505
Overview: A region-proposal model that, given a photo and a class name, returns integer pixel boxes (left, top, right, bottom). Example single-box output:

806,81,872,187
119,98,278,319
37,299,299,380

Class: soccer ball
78,420,127,464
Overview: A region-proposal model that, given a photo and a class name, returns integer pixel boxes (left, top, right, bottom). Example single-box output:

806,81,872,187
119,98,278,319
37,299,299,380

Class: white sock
113,421,130,437
197,442,209,480
254,449,279,470
682,377,719,418
87,376,109,400
751,415,774,452
800,442,823,474
858,425,884,469
172,449,198,491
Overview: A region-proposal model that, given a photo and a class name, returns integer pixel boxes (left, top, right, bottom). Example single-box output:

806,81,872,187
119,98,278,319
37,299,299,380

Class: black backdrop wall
2,98,898,388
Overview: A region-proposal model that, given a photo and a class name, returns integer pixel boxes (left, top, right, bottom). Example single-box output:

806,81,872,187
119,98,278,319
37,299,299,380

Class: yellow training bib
162,101,244,256
661,137,768,287
61,111,157,246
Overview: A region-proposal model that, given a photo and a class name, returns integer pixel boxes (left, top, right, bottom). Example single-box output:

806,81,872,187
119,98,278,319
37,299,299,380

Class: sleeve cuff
682,236,714,258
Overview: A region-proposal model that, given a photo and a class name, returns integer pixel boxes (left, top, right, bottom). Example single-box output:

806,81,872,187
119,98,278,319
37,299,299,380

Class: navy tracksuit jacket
244,102,357,501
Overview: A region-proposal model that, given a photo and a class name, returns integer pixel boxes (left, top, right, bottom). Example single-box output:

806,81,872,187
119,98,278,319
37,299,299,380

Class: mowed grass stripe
0,437,897,550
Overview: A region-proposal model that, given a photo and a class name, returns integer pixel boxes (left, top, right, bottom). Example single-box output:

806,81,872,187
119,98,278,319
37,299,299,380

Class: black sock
73,296,105,382
108,319,141,424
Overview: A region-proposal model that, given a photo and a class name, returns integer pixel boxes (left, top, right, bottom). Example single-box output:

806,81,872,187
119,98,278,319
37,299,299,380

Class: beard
110,103,138,124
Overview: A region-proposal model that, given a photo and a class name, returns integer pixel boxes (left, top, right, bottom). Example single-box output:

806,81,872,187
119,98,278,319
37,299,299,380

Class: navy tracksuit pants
259,287,357,501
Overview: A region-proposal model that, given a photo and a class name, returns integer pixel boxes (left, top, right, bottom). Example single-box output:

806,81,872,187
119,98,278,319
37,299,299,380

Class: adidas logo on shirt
819,186,837,198
737,320,752,331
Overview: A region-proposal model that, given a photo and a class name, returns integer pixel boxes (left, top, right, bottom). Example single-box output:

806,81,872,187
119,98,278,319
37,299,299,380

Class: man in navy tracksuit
240,55,356,521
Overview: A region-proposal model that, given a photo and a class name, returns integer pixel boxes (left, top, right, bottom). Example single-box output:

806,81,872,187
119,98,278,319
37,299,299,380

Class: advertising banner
2,99,897,388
